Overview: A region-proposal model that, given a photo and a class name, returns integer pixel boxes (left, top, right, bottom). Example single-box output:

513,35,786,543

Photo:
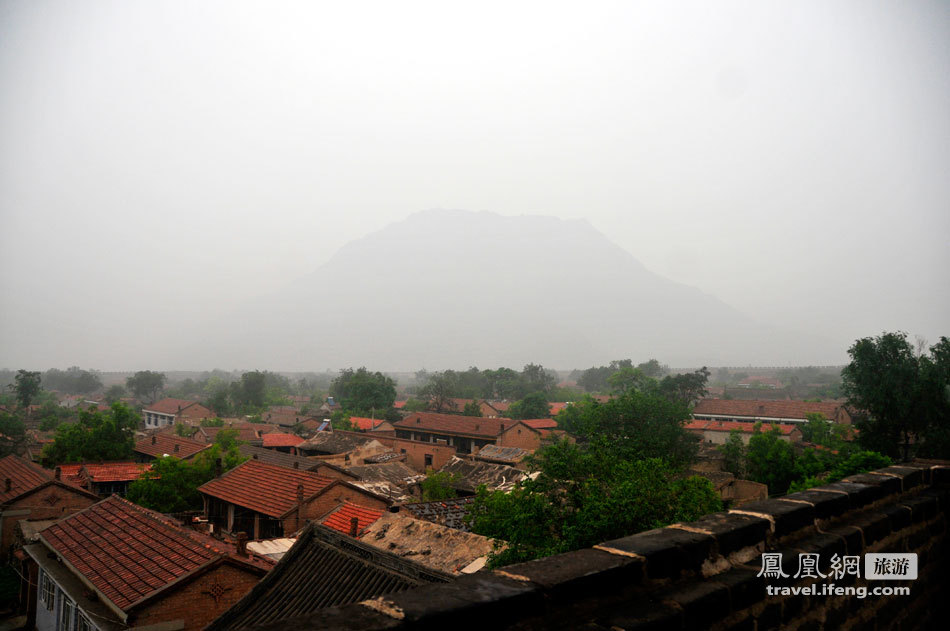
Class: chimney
235,532,248,557
416,417,421,424
54,467,61,481
297,483,305,504
214,458,222,478
252,454,259,460
4,478,10,492
475,424,480,431
293,461,299,469
151,435,156,445
349,516,359,537
174,444,179,453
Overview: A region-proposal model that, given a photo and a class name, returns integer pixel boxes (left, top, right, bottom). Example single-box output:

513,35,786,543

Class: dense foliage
842,332,950,459
420,471,460,501
416,364,558,406
125,370,167,403
41,403,138,466
330,367,397,415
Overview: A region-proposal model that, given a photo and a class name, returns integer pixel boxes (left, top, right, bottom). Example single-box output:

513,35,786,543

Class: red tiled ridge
320,502,384,536
142,398,203,415
393,413,520,437
520,419,557,429
84,462,153,482
261,433,305,448
198,459,336,518
0,454,51,502
349,417,387,431
55,463,85,487
134,433,209,460
693,399,844,420
40,496,272,612
685,420,800,435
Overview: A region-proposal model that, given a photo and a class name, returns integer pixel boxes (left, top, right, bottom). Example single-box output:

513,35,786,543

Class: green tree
719,430,745,477
330,368,397,415
607,366,650,395
104,384,127,404
577,360,632,393
556,389,697,469
42,402,138,466
467,440,720,567
43,367,102,395
842,333,950,459
13,370,42,409
0,412,27,457
637,359,669,378
420,471,460,501
126,371,166,403
657,367,711,407
461,399,483,417
745,425,797,495
506,392,551,419
418,372,456,412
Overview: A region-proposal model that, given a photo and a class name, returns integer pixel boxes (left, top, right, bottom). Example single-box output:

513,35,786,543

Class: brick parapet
245,461,950,630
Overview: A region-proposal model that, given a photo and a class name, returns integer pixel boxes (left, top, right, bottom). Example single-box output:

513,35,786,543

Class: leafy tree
657,367,710,407
330,368,397,415
461,399,483,417
403,398,428,412
330,410,354,431
745,425,797,495
418,372,456,412
420,471,460,501
842,332,950,459
506,392,551,420
201,417,226,427
104,384,127,404
467,440,721,567
637,359,669,378
719,430,745,477
126,371,166,403
13,370,42,409
556,390,697,469
0,412,27,457
42,403,138,466
607,366,650,395
577,360,632,393
127,434,246,513
43,367,102,395
233,371,267,410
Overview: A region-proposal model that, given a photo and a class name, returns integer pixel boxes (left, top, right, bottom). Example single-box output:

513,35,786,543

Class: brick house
392,413,548,455
54,461,152,497
141,398,214,429
0,455,99,563
198,459,390,540
684,420,803,445
692,399,853,425
22,495,272,631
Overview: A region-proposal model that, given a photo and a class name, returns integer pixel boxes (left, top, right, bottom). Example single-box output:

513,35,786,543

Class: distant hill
200,210,839,370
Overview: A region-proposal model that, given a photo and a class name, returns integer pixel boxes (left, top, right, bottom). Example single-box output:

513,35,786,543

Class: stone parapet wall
247,461,950,630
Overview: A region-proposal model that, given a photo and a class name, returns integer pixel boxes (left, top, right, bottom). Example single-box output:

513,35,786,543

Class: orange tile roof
0,455,51,503
393,413,519,438
320,502,384,536
262,433,305,448
693,399,844,421
685,420,800,435
520,419,557,429
55,463,85,487
84,462,153,483
198,460,336,518
349,417,387,431
142,398,204,415
40,496,272,612
134,434,209,460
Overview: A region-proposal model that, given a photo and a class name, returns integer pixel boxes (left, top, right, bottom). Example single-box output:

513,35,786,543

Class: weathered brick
678,512,769,557
841,473,902,498
850,511,892,546
812,481,880,511
499,547,645,602
876,466,925,490
781,490,849,520
823,525,864,555
899,495,938,523
712,566,765,611
730,499,814,537
881,503,913,532
599,596,683,631
663,580,730,631
793,534,847,576
598,527,715,579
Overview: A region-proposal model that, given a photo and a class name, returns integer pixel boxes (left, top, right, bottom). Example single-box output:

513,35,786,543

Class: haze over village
0,1,948,631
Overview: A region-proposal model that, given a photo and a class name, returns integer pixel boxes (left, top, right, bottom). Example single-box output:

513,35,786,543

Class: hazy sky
1,0,948,370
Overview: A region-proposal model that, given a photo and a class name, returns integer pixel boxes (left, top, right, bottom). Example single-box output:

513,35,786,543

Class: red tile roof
55,463,85,487
693,399,845,421
142,398,204,415
198,460,336,518
262,433,305,448
520,419,557,430
737,376,784,388
40,496,272,612
134,434,210,460
393,400,407,409
349,417,388,431
0,455,51,503
320,502,384,536
393,413,519,438
84,462,153,483
685,420,800,436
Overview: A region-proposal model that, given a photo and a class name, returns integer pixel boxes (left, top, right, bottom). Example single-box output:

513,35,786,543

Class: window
61,596,75,631
77,612,94,631
39,570,54,611
424,454,433,467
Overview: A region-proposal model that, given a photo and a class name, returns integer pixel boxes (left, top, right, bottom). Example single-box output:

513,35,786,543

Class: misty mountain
200,210,840,370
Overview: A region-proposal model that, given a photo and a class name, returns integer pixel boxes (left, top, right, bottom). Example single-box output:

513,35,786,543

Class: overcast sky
1,0,947,371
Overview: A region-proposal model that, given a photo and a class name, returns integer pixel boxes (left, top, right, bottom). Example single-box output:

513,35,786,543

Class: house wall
371,436,457,473
281,485,390,534
496,424,542,451
0,486,97,563
131,563,263,631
